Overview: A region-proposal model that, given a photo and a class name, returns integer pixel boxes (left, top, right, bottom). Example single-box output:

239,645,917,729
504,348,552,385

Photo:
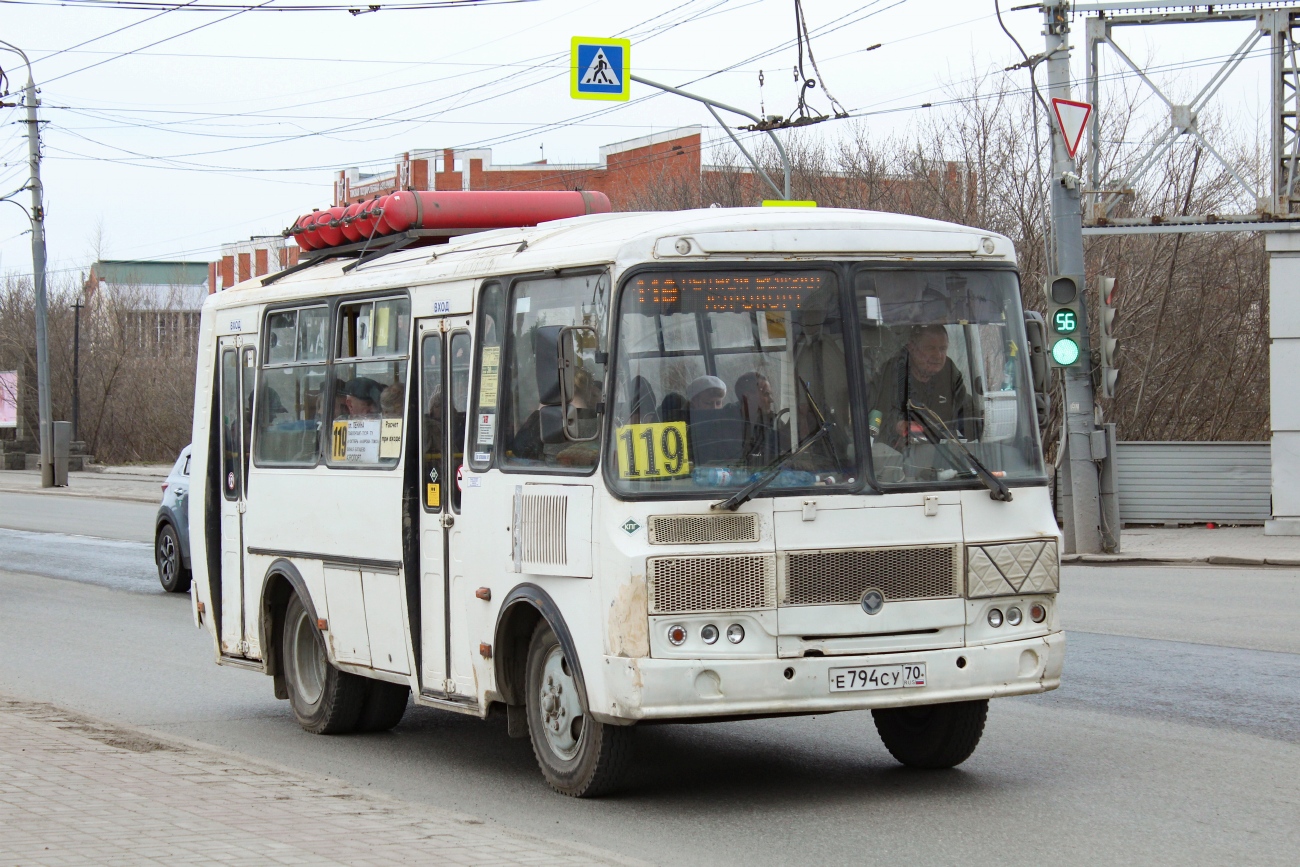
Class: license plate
827,663,926,692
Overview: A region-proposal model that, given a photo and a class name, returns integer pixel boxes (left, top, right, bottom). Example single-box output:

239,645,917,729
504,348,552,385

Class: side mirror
1023,311,1051,427
532,325,564,406
558,325,604,442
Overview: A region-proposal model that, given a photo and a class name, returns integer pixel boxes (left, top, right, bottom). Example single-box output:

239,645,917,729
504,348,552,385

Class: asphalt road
1,492,1296,866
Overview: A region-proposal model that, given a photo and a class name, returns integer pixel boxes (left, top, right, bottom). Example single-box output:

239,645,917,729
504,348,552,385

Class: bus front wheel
282,594,368,734
525,621,631,797
872,699,988,769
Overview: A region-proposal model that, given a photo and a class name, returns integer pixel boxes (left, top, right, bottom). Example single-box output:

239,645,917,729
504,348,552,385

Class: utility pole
72,300,82,443
1043,2,1103,553
0,40,53,487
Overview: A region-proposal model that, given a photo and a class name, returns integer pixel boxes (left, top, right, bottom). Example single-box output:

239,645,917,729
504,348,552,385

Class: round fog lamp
701,624,720,645
1006,607,1023,626
987,608,1004,628
667,624,687,646
1030,603,1047,623
726,623,745,644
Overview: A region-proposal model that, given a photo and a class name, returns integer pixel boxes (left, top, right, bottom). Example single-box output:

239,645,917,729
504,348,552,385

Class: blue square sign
571,36,630,101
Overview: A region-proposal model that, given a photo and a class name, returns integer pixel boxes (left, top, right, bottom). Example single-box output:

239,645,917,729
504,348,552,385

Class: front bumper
598,631,1065,722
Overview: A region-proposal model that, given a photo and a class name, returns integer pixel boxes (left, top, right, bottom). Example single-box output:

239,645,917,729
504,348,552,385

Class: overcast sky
0,0,1272,282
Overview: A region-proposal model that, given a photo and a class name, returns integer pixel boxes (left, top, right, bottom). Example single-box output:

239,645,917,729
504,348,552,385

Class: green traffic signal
1050,337,1080,366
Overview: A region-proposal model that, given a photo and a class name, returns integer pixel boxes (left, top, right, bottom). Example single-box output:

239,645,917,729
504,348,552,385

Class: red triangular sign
1052,98,1092,159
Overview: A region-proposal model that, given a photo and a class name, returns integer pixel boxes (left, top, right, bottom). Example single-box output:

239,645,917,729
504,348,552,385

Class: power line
2,0,537,10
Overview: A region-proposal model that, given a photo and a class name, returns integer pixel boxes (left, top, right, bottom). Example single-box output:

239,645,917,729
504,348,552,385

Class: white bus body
190,207,1064,796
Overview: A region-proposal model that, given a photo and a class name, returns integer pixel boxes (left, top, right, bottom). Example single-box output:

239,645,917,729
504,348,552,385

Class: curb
1062,553,1300,567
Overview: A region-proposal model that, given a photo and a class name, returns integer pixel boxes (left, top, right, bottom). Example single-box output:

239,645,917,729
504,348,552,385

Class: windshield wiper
906,400,1012,502
712,378,832,512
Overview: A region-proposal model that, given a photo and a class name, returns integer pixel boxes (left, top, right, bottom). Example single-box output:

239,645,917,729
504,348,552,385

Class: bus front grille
648,554,776,614
782,546,961,606
648,513,759,545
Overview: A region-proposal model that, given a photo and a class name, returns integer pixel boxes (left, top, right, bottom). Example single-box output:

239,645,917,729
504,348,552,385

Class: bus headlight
700,624,719,645
726,624,745,644
987,608,1004,628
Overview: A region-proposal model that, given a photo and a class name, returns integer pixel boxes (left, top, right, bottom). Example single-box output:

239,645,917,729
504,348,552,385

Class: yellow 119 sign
614,421,691,479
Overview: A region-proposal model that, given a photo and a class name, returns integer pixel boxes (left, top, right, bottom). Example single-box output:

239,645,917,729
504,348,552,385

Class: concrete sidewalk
0,466,169,504
0,696,636,867
1066,525,1300,567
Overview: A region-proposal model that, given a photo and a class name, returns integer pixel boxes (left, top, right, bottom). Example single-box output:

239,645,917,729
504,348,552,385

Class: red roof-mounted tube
283,190,611,252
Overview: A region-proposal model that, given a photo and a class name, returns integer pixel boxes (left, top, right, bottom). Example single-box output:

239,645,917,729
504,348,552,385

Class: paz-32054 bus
190,199,1064,797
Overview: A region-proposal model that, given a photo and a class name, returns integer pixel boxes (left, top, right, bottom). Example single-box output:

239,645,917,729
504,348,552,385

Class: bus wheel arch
493,584,586,709
260,559,319,702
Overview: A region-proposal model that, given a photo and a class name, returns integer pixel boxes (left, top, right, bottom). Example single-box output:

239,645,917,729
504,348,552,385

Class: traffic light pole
1043,2,1104,554
0,40,53,488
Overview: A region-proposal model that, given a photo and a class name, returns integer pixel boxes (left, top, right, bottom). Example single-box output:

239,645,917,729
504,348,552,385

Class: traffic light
1097,276,1118,398
1046,275,1085,367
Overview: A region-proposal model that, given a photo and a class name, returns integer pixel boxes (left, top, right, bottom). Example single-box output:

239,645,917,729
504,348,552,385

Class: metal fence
1115,441,1272,525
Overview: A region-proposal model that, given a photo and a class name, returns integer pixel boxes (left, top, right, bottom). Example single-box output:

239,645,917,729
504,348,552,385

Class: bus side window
420,334,443,511
468,282,505,471
255,305,328,467
220,349,240,499
501,272,608,472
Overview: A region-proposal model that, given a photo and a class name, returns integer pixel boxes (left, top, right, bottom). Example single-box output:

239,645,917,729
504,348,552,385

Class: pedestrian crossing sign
571,36,630,101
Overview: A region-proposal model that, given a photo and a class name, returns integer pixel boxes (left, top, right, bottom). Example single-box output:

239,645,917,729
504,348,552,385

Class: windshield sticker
614,421,691,479
379,418,402,458
478,345,500,405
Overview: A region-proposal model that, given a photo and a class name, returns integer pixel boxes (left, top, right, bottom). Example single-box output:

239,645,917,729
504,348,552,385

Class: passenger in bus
685,375,726,411
686,375,746,466
871,324,974,447
340,377,384,419
380,382,404,416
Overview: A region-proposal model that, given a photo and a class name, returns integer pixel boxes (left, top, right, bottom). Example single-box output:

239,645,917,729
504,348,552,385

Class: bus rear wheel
525,622,631,797
872,699,988,769
282,594,367,734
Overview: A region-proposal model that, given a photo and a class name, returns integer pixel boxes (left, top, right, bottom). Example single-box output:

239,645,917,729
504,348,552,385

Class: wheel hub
538,647,583,759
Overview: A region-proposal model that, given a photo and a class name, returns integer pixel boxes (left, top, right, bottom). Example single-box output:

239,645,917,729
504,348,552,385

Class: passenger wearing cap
340,377,383,418
686,375,727,410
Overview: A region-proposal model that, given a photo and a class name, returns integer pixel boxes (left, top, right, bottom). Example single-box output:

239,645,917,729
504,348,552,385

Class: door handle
441,514,455,528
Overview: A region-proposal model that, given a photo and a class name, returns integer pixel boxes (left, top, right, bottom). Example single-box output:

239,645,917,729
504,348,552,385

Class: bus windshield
608,269,857,497
858,268,1046,489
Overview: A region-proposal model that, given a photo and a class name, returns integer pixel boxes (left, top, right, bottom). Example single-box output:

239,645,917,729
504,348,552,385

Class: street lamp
0,39,53,487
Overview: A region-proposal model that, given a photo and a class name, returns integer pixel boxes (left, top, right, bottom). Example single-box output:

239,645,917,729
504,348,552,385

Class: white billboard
0,371,17,429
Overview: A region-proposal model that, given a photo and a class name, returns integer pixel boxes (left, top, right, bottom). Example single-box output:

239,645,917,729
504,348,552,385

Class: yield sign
1052,98,1092,159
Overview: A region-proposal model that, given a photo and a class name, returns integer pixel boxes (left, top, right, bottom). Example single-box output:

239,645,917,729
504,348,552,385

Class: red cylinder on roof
380,190,611,235
284,190,611,252
314,206,349,248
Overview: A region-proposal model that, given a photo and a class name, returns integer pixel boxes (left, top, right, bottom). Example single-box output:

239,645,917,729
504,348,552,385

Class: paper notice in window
477,412,496,445
479,345,500,405
379,418,402,458
344,419,380,463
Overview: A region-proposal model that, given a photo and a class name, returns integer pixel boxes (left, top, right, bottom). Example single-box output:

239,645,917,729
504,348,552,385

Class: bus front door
416,324,472,697
217,340,256,657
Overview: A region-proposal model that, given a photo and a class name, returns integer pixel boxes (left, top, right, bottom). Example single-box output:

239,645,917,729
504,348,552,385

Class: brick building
334,126,710,209
213,236,300,291
83,259,209,354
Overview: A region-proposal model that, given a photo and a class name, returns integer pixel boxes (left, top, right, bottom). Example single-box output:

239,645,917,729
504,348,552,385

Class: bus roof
209,207,1016,309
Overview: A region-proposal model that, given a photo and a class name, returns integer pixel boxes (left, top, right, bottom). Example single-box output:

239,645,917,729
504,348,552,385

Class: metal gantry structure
1077,1,1300,235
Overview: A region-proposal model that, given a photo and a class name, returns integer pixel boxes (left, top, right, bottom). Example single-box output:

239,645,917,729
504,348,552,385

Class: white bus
190,205,1064,797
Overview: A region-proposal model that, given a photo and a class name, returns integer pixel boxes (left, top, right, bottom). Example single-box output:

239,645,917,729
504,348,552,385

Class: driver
872,324,973,447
